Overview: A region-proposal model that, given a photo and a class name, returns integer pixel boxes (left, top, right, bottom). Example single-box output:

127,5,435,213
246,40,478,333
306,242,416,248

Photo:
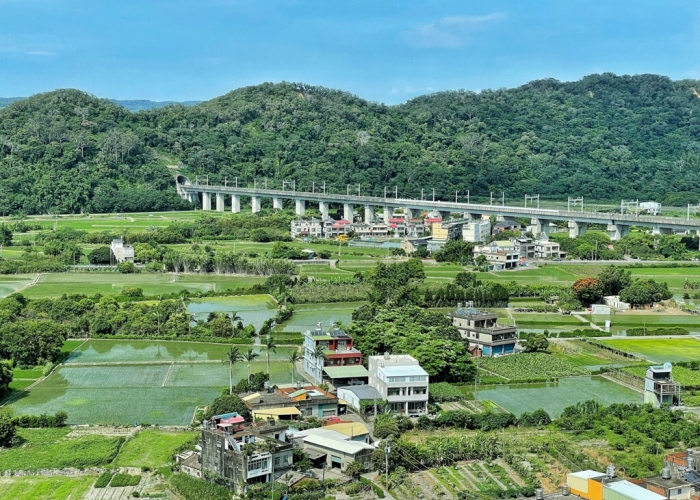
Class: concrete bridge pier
251,196,261,214
607,223,630,241
652,226,673,236
343,204,354,221
273,197,284,210
382,206,393,223
530,217,551,237
568,220,588,238
319,201,329,220
295,199,306,216
202,192,212,211
440,211,451,221
216,193,225,212
364,205,375,223
231,195,241,213
405,208,415,220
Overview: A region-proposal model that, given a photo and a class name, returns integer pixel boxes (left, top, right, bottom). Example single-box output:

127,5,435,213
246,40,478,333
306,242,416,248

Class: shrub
110,473,141,487
95,472,113,488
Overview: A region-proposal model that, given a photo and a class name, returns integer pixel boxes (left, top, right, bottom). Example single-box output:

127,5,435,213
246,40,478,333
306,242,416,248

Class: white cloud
402,13,504,49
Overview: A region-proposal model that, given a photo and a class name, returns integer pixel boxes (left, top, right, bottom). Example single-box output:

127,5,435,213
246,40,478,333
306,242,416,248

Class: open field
474,376,642,416
477,352,589,381
0,428,121,472
550,339,640,369
0,475,96,500
584,312,700,331
600,337,700,363
112,429,197,469
7,349,299,424
67,339,298,363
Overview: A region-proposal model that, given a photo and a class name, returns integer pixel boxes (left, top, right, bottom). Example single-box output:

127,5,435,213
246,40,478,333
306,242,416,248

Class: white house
368,354,429,415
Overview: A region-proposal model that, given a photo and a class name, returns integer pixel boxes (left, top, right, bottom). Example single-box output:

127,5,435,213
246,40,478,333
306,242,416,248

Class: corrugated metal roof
322,366,369,379
303,434,375,455
252,407,301,417
604,480,666,500
337,385,382,400
325,422,369,437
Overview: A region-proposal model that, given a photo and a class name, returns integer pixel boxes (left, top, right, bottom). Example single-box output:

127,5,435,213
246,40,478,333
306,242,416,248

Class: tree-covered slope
2,74,700,215
0,89,190,214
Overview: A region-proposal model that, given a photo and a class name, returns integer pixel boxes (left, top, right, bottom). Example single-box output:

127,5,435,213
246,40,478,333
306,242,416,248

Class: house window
248,458,268,471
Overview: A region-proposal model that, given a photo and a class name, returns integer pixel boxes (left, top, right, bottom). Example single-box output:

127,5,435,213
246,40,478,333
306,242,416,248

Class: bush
110,473,141,487
429,382,464,402
95,471,113,488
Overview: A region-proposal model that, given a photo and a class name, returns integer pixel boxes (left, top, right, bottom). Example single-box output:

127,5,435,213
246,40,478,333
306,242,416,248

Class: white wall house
368,354,428,415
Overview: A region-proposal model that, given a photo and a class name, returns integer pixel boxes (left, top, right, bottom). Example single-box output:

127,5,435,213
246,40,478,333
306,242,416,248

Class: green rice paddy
67,339,297,363
474,376,642,417
19,273,266,299
7,339,302,425
599,338,700,363
274,302,364,332
186,294,278,328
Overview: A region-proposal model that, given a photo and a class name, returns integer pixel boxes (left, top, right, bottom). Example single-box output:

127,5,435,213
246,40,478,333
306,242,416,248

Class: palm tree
242,348,260,383
264,335,277,374
229,311,242,336
288,351,301,385
311,345,327,384
224,346,243,395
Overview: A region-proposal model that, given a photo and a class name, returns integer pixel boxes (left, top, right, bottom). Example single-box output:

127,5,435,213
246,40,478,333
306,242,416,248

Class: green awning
322,366,369,379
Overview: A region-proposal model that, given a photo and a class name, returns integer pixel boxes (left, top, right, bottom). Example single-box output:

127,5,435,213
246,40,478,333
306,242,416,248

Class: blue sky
1,0,699,104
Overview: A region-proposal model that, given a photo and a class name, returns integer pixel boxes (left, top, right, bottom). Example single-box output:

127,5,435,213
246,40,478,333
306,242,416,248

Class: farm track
477,462,506,489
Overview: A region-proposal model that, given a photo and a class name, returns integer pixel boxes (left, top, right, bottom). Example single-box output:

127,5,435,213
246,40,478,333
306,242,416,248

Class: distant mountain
0,96,201,111
0,97,24,108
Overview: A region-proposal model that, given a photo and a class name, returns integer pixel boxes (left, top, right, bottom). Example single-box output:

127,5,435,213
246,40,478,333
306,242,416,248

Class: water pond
187,295,278,329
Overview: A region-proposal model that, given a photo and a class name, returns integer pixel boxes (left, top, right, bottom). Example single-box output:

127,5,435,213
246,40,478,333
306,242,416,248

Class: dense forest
2,73,700,215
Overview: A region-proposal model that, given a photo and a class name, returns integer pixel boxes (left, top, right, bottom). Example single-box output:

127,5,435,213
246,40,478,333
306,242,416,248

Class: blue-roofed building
368,354,428,416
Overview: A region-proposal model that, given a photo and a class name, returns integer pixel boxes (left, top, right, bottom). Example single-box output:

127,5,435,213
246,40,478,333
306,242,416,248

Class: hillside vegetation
2,73,700,215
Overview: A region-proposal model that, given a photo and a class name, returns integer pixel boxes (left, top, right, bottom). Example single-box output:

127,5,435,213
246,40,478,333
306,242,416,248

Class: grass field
600,338,700,363
8,354,298,424
112,429,197,468
475,376,642,416
550,339,639,369
0,428,121,472
0,476,95,500
584,313,700,330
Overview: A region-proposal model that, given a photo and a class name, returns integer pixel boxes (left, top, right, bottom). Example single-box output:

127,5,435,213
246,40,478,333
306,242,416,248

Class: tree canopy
4,74,700,215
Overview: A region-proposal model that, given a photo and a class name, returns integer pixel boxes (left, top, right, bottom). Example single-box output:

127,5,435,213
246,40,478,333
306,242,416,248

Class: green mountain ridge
1,73,700,215
0,97,201,112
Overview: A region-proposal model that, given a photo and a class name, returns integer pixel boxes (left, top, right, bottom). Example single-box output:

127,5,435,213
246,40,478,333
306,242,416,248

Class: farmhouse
303,323,365,385
368,353,429,415
448,303,518,357
110,238,134,263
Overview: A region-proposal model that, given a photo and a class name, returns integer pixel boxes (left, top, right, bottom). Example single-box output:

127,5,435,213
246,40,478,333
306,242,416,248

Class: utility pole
421,188,424,201
384,440,391,490
432,188,435,202
467,190,470,204
490,192,493,205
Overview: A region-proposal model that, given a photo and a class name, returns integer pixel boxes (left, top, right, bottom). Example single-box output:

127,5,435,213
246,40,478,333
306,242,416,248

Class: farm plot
550,339,639,369
622,364,700,387
67,339,298,364
599,338,700,363
477,353,589,381
274,301,364,332
0,273,37,298
7,359,295,425
475,376,642,417
0,476,96,500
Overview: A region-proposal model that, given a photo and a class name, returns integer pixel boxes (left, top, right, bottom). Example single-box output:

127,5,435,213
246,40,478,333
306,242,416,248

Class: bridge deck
178,184,700,229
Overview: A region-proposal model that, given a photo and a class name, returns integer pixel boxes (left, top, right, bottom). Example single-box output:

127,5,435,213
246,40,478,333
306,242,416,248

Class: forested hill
0,97,201,112
2,73,700,215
